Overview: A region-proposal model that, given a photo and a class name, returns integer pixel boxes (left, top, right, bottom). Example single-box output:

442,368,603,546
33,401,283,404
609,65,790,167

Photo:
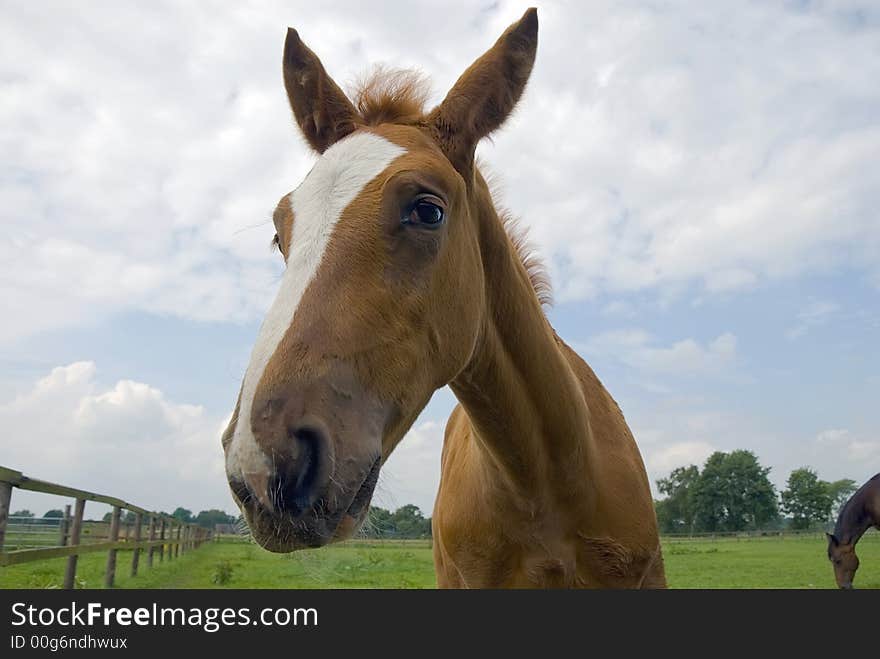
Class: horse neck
449,181,595,509
834,492,873,545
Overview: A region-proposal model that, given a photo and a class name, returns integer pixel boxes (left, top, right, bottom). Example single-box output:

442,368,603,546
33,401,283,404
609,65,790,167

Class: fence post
174,524,181,558
104,506,121,588
147,516,156,568
131,513,143,577
58,504,71,547
63,498,86,589
0,479,12,551
158,519,166,562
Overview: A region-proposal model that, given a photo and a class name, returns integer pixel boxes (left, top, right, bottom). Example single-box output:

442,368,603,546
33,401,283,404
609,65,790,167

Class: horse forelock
351,67,431,127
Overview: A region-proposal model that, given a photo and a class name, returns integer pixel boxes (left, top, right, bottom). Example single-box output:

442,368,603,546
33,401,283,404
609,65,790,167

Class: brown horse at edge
827,473,880,589
221,8,666,588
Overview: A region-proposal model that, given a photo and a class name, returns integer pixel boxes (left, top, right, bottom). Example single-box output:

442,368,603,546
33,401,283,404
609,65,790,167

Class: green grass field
1,534,878,589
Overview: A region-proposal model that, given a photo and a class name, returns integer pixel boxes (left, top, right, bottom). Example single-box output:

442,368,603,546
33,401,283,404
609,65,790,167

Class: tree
39,509,64,526
391,504,431,538
172,507,194,524
194,509,236,529
780,468,832,529
826,479,857,520
12,510,36,525
691,450,778,532
363,505,431,538
366,506,395,537
103,510,137,523
655,465,700,534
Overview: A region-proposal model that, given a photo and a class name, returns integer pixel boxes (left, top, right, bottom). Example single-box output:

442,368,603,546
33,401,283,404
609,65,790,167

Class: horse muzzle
223,371,388,552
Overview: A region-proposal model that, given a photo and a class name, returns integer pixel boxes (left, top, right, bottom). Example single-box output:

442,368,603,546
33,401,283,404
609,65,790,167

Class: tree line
8,507,237,529
654,449,857,534
160,508,237,528
364,504,432,539
10,504,434,538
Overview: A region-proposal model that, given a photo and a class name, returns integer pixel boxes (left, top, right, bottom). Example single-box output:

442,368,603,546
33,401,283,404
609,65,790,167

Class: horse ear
826,532,839,546
427,8,538,170
282,28,361,153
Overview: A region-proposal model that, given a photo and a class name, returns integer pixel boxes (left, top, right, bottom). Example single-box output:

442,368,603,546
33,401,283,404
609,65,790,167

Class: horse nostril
271,420,332,516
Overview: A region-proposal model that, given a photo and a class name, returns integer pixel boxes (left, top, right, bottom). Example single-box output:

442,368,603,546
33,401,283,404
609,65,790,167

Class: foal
221,8,665,588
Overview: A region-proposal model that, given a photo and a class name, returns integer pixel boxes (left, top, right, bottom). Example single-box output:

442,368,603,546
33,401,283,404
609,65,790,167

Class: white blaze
227,132,406,481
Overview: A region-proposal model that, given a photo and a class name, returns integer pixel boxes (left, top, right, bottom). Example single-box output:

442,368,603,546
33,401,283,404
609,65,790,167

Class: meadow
1,534,878,589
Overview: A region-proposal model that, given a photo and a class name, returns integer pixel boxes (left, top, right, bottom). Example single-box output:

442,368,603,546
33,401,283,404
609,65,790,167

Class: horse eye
406,200,445,227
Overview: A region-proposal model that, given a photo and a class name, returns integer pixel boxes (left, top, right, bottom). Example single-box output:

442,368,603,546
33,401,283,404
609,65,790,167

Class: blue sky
1,1,878,519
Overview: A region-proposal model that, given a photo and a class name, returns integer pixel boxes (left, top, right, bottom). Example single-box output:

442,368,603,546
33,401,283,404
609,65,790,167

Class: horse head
221,9,539,551
826,532,859,589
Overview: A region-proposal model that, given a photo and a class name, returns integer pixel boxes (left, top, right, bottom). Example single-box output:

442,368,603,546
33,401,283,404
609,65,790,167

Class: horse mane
498,211,553,308
350,67,553,310
481,162,554,308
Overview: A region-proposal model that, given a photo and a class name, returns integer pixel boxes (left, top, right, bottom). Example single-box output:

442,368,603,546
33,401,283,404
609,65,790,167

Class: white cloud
847,440,880,461
816,428,851,443
484,2,880,301
803,429,880,488
2,1,879,344
704,269,759,294
811,427,879,463
786,300,840,339
631,410,730,493
645,441,716,477
581,330,737,376
0,362,233,517
374,420,444,517
601,299,638,318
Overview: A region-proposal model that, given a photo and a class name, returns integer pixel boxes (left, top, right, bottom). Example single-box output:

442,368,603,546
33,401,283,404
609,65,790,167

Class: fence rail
0,465,211,588
661,527,880,542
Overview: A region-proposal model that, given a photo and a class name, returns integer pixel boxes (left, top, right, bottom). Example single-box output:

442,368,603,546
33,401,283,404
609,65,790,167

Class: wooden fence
662,528,880,542
0,465,211,588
